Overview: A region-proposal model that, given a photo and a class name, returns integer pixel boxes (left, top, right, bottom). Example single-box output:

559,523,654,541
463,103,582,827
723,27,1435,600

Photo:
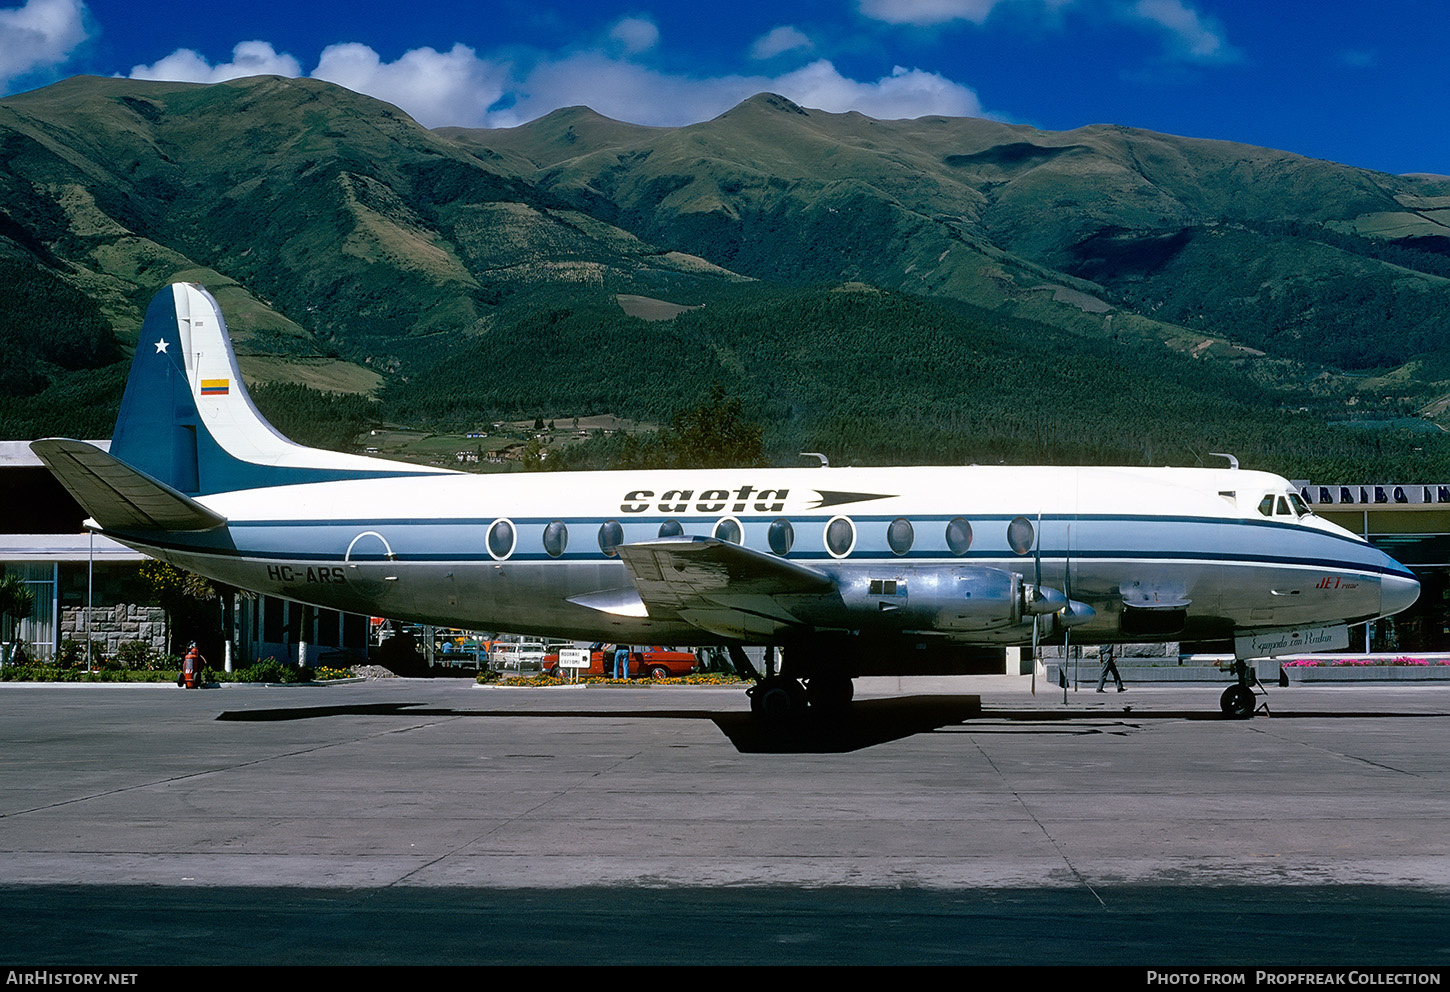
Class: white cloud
129,40,301,83
494,53,986,128
120,31,992,131
773,60,984,119
858,0,1071,27
0,0,88,88
495,51,765,127
608,16,660,55
1129,0,1238,63
858,0,1007,26
861,0,1239,69
312,42,509,127
750,25,812,61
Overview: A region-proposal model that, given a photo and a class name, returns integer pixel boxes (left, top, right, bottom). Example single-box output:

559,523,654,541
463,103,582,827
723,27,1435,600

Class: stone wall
1037,642,1180,661
59,604,167,657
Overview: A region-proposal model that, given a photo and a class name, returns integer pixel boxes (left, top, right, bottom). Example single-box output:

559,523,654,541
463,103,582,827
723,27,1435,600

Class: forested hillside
3,76,1450,479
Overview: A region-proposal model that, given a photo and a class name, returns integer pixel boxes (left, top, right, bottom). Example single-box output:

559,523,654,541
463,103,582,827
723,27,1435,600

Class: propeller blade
1034,513,1043,588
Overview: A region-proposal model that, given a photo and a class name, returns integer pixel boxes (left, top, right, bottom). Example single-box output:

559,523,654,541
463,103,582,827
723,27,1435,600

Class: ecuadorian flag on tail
200,378,229,396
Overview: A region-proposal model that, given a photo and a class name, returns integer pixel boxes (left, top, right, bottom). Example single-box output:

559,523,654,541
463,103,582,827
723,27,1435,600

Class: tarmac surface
3,674,1449,966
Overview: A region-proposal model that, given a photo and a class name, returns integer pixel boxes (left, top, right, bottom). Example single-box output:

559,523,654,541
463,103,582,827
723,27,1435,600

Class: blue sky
1,0,1444,176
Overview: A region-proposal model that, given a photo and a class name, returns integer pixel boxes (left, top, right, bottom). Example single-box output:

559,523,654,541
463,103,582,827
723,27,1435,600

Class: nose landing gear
1220,660,1266,719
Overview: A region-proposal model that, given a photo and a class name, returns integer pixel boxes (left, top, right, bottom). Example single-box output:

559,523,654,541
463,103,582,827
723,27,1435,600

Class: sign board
1235,623,1349,659
558,648,591,670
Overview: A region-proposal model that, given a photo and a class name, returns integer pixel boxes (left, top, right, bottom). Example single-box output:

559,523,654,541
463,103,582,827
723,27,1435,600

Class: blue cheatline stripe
219,511,1389,553
217,510,1372,549
115,534,1407,580
106,507,1411,580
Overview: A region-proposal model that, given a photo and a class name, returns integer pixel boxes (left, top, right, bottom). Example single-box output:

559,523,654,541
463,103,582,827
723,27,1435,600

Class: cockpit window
1259,492,1310,519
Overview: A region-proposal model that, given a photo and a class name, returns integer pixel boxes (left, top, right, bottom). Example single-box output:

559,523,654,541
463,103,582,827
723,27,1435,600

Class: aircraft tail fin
107,283,450,496
30,438,228,532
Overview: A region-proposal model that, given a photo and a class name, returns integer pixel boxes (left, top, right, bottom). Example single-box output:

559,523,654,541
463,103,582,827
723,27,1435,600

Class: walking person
613,643,631,679
1096,642,1125,693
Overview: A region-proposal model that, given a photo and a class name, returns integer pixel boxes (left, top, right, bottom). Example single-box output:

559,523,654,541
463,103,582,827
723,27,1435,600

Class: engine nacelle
817,565,1025,632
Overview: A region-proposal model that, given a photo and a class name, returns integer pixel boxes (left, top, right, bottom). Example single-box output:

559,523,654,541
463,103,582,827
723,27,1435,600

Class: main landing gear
730,645,854,724
746,674,855,721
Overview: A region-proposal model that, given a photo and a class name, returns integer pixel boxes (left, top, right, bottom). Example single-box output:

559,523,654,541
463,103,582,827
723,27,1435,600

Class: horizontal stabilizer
30,438,228,532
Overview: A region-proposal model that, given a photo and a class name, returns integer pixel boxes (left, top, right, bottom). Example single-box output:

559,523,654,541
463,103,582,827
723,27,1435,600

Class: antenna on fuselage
1209,452,1240,470
799,452,829,467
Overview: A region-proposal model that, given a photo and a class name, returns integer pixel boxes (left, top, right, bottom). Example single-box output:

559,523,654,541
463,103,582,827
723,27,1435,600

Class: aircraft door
343,530,409,611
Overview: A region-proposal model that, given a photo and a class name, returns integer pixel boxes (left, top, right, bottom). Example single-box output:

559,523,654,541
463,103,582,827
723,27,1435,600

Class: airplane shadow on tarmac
212,696,1449,753
214,696,984,752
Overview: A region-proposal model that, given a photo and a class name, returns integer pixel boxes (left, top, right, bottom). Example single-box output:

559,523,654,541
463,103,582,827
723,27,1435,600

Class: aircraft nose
1380,572,1421,617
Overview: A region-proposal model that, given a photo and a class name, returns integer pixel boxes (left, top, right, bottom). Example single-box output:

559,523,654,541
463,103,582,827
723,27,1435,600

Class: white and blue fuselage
32,284,1419,675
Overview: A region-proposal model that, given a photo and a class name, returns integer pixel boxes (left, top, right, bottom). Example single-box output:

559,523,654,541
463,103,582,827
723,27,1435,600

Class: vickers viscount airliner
33,284,1420,718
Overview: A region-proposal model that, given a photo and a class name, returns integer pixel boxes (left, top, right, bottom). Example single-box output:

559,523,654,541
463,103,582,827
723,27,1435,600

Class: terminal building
0,441,370,666
2,439,1445,662
1296,481,1450,653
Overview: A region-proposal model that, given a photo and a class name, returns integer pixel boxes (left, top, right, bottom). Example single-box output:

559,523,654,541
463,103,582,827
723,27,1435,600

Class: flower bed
1281,656,1450,667
1280,655,1450,681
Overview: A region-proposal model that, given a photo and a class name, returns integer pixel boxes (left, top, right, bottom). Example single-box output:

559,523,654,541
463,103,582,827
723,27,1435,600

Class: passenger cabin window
887,517,913,556
487,518,515,560
599,519,624,557
658,519,684,538
1007,516,1035,556
825,516,856,558
714,518,742,544
768,518,794,556
945,517,972,556
543,520,568,557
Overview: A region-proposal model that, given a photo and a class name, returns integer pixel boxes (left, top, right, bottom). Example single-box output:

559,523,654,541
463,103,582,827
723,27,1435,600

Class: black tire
749,677,802,723
1221,684,1255,719
649,665,670,681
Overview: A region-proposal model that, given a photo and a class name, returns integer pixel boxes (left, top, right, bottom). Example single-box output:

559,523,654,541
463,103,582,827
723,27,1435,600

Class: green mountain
4,76,1450,477
457,93,1450,373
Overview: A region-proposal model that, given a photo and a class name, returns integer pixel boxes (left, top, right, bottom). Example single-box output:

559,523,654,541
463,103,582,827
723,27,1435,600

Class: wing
613,537,835,639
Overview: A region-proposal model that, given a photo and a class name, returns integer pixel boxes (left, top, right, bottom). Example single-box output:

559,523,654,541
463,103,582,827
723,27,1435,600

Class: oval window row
485,515,1040,561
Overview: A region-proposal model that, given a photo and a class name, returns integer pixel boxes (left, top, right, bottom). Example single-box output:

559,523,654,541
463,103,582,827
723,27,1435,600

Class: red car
542,644,697,680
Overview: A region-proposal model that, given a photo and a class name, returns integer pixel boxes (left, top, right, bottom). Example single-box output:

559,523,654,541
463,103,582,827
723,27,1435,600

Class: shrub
58,638,110,669
114,639,160,670
237,658,300,683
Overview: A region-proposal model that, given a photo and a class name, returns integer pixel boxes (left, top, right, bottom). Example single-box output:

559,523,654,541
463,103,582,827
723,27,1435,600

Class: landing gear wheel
749,676,806,723
1220,683,1255,719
